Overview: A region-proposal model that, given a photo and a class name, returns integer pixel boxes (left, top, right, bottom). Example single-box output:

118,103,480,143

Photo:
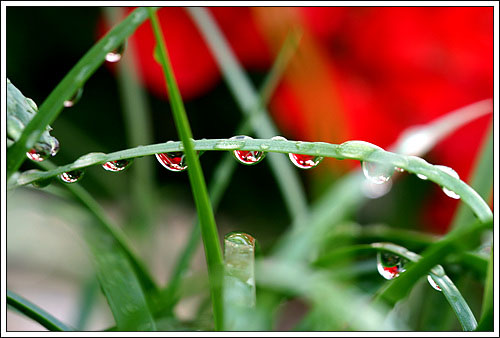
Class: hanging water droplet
362,161,393,184
155,152,187,172
395,167,405,173
435,165,460,199
377,252,407,280
362,179,393,199
26,148,49,162
102,159,132,172
105,41,126,63
417,173,428,180
289,153,323,169
59,170,84,183
50,137,60,157
64,87,83,108
427,275,442,291
230,136,265,165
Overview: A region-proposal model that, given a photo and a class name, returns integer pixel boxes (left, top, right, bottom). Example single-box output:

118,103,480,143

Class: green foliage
6,6,493,333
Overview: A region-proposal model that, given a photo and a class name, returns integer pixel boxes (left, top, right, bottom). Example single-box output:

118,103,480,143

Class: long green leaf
6,7,156,179
148,8,224,330
476,247,494,331
7,290,73,331
84,220,157,331
376,219,492,310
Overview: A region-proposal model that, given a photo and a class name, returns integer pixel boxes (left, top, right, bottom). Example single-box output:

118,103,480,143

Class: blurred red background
102,7,493,234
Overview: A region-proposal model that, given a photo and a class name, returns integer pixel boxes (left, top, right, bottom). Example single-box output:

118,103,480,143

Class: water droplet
289,153,323,169
155,152,187,172
427,275,442,291
395,167,405,173
417,173,428,180
362,161,393,184
230,136,265,165
60,170,84,183
105,42,126,63
50,137,60,157
64,87,83,108
271,136,287,141
435,165,460,199
26,149,48,162
377,252,407,280
362,179,392,199
102,159,132,172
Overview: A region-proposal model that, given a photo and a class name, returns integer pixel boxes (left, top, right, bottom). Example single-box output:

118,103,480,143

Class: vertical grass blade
451,122,493,230
85,220,157,331
6,7,155,179
7,290,74,331
161,29,301,315
187,7,309,226
477,247,494,331
148,8,224,330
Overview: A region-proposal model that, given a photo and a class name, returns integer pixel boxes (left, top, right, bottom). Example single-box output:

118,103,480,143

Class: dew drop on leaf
289,153,323,169
64,87,83,108
155,152,187,172
427,275,442,291
230,136,265,165
60,170,84,183
102,159,132,172
362,161,393,184
105,42,126,63
26,149,48,162
435,165,460,199
417,173,428,180
377,252,406,280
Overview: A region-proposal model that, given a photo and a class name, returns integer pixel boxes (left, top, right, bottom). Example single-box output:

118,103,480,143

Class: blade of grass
33,160,158,294
187,7,309,226
74,277,99,330
476,247,494,331
103,7,157,233
375,219,492,312
6,7,156,179
84,219,157,331
160,29,301,315
148,8,224,330
7,290,74,331
451,121,493,230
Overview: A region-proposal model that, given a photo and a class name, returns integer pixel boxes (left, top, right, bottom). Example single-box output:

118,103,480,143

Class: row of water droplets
349,141,461,200
25,42,128,183
377,251,441,291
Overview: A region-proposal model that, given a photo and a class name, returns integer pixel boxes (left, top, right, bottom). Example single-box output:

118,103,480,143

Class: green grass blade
6,7,156,179
103,7,157,232
376,219,492,308
187,7,309,225
451,122,493,230
477,247,494,331
84,219,157,331
161,30,300,315
7,290,74,331
148,8,224,330
74,278,99,330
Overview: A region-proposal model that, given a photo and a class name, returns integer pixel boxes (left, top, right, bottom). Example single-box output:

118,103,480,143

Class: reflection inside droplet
155,152,187,172
377,252,406,280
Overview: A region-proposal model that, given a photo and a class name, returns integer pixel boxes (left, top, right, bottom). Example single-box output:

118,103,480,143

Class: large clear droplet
64,88,83,108
427,275,442,291
102,159,132,172
377,252,406,280
230,136,265,165
60,170,84,183
362,179,393,199
155,152,187,172
105,42,126,63
435,165,460,199
362,161,393,184
289,153,323,169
